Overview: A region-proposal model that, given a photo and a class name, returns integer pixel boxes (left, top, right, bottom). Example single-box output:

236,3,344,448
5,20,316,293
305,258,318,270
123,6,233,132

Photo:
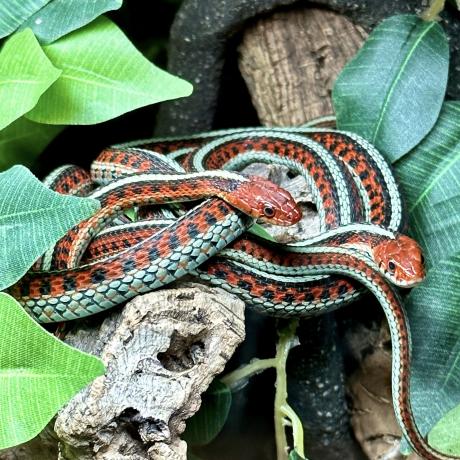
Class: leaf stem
421,0,446,21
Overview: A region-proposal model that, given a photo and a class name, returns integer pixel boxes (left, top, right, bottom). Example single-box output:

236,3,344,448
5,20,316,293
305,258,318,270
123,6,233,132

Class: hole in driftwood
158,330,206,372
118,408,167,441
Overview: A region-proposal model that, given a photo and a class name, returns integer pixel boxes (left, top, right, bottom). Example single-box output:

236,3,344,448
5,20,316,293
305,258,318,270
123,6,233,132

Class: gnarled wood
56,286,245,459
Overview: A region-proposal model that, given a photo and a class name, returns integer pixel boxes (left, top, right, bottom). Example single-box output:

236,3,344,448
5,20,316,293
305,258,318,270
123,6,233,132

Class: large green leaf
429,401,460,455
0,28,61,130
21,0,123,44
183,381,232,446
396,102,460,264
0,165,99,290
0,117,62,171
0,0,51,38
0,292,105,449
394,101,460,454
26,17,193,125
333,15,449,162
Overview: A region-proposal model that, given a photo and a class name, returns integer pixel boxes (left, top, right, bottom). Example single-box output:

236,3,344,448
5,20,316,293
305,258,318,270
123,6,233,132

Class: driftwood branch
59,285,245,459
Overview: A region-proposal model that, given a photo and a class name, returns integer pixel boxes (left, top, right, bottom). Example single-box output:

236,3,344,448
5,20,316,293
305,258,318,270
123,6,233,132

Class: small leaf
0,292,105,449
21,0,123,44
0,165,99,290
183,381,232,446
26,17,193,125
428,402,460,455
0,0,51,38
0,29,61,130
248,223,276,242
289,450,306,460
333,15,449,162
0,117,62,170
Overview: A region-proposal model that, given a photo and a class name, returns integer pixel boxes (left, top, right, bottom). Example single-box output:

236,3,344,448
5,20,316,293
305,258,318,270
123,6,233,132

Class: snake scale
8,126,455,460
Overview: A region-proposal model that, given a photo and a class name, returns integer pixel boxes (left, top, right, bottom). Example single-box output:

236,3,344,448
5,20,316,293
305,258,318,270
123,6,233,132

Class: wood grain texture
238,7,366,126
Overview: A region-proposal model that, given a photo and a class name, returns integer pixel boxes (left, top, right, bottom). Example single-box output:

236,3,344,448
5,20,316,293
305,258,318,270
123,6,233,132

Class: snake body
8,128,455,459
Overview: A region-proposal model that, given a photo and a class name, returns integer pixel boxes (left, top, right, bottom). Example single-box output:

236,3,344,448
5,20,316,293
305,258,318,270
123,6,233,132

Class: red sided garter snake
9,126,455,460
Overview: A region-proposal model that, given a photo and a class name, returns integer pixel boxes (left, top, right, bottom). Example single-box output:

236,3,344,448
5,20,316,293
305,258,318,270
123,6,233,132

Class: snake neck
249,245,452,460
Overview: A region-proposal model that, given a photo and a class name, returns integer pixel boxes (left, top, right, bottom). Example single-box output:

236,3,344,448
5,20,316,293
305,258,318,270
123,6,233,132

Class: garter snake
8,128,453,459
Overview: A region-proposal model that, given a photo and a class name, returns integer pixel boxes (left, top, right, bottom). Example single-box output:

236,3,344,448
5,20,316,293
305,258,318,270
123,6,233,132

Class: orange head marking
232,176,302,226
373,234,425,287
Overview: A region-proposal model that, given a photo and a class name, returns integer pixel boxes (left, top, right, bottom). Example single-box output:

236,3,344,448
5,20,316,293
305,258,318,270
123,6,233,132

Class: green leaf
21,0,123,44
183,381,232,446
0,165,99,290
0,0,51,38
0,117,62,171
248,223,276,242
428,402,460,455
394,101,460,453
26,17,193,125
0,29,61,130
333,15,449,162
395,102,460,264
0,292,105,449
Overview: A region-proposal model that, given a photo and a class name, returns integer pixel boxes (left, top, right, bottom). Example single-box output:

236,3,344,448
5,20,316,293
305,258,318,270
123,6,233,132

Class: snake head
373,234,425,287
233,175,302,226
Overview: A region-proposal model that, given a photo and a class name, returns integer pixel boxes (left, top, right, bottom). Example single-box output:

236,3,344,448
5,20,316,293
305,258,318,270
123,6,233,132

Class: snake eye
263,205,275,218
388,261,396,272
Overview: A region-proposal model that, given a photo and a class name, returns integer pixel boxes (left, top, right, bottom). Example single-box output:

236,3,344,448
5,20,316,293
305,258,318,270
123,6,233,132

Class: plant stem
281,404,305,456
220,357,277,388
274,319,305,460
219,319,306,459
421,0,446,21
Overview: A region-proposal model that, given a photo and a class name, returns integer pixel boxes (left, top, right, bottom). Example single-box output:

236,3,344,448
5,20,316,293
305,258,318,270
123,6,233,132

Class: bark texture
347,320,405,459
238,8,367,126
